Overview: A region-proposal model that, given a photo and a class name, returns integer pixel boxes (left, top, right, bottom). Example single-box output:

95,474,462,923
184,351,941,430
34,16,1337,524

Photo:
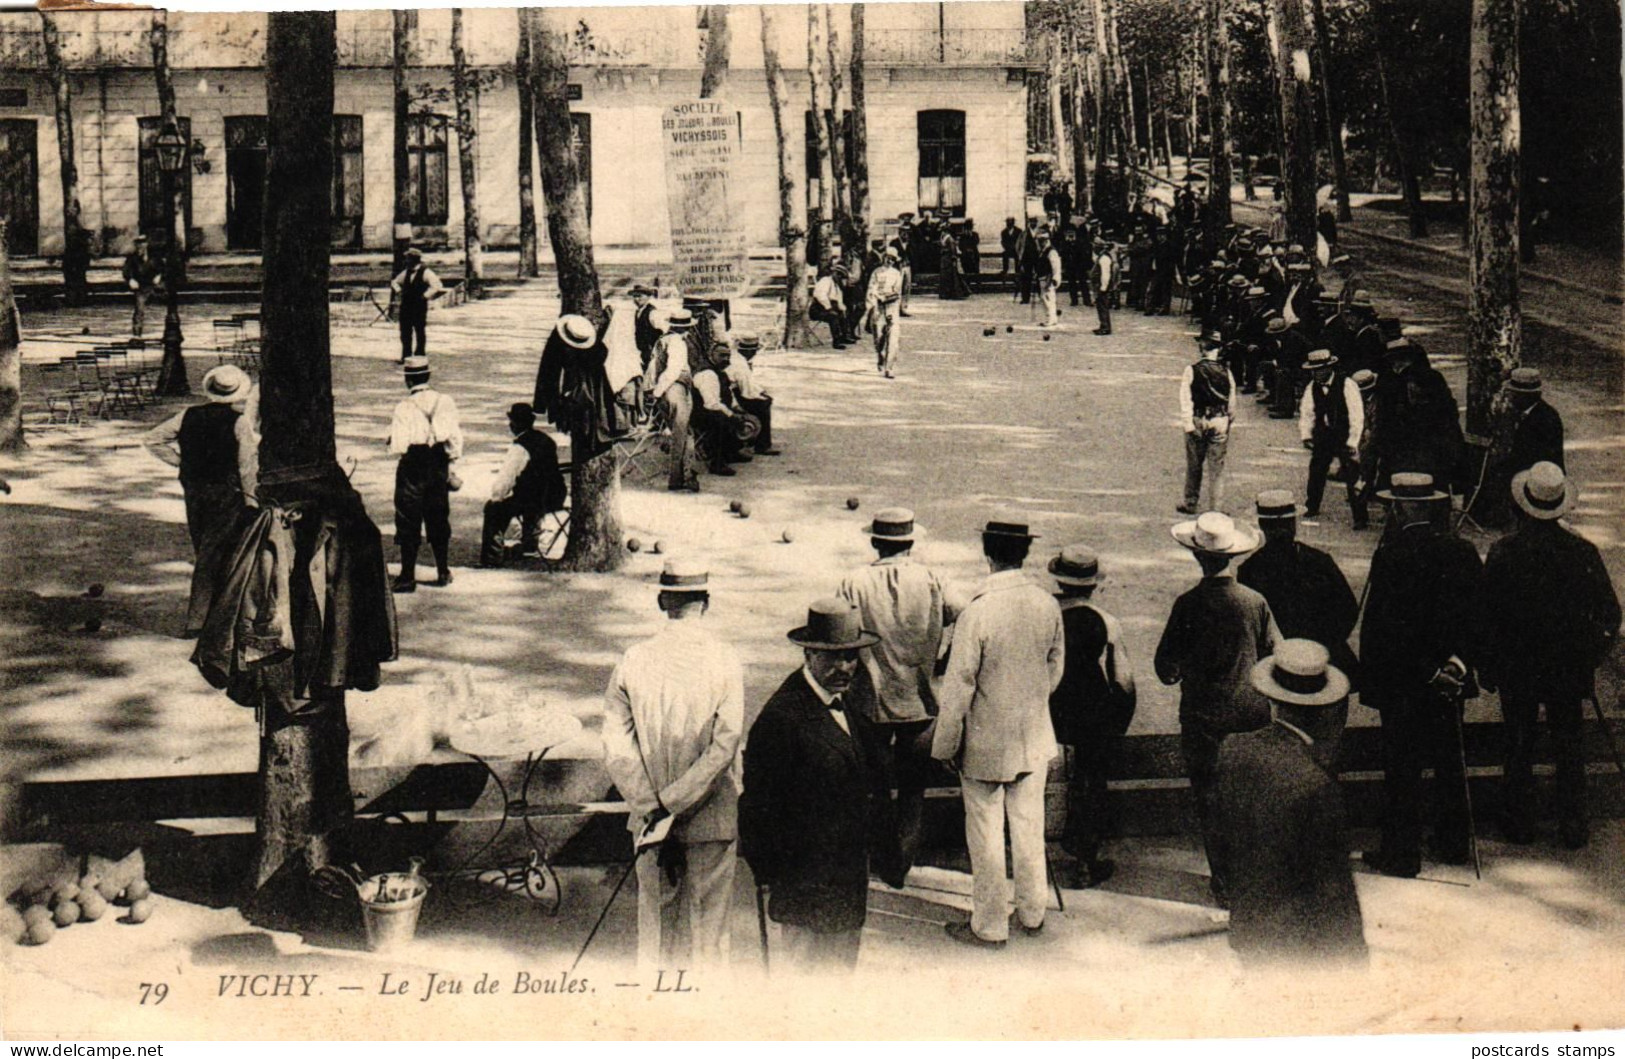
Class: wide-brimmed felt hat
1255,489,1303,520
1305,349,1338,371
1512,461,1573,520
202,364,252,404
982,515,1038,540
787,598,880,651
1376,472,1449,503
866,507,923,543
1049,544,1101,587
1251,639,1349,707
557,314,595,349
658,559,709,592
1508,367,1542,394
1171,511,1261,556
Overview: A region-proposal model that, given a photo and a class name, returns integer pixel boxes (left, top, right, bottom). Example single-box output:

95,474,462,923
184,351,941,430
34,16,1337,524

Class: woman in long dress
938,227,970,300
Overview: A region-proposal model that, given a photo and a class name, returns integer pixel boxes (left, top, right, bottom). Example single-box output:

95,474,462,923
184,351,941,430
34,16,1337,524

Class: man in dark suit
1218,640,1367,967
741,599,899,974
1359,473,1484,877
1480,368,1566,527
1238,491,1360,748
630,282,661,372
1482,463,1621,848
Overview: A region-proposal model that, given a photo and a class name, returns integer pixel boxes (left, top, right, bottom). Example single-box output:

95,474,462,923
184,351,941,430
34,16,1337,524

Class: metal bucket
359,873,429,953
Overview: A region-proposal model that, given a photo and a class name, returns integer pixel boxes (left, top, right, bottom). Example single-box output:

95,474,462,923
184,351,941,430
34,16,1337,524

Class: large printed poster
662,100,749,299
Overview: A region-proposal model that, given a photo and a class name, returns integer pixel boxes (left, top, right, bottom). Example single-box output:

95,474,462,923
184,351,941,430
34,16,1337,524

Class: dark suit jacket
1217,725,1367,966
1507,399,1565,475
1483,521,1621,702
1359,523,1483,709
740,671,896,933
1238,541,1361,689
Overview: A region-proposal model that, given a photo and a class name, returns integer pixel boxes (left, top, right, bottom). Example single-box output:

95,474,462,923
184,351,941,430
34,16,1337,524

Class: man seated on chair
690,340,751,477
724,333,781,457
811,262,852,349
480,402,566,568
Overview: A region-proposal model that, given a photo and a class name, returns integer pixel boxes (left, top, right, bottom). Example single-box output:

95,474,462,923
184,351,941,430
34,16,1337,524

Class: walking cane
1586,695,1625,777
1448,687,1483,880
754,884,771,975
569,852,641,974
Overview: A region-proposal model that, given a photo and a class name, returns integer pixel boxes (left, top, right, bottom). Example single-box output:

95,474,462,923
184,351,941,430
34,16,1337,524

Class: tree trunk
530,10,621,573
1466,0,1521,438
806,4,835,265
1071,57,1091,209
761,4,815,349
1310,0,1352,222
825,6,853,243
1161,94,1176,176
1088,0,1113,175
150,11,190,397
515,10,540,278
1374,49,1427,237
392,11,413,275
451,10,484,296
1272,0,1319,252
0,221,23,453
1049,38,1072,183
848,4,871,250
700,5,731,99
38,12,87,305
1106,0,1134,165
1204,0,1233,245
254,10,349,901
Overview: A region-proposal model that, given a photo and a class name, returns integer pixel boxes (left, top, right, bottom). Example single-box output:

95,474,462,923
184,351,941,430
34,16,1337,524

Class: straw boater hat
1227,275,1251,290
1251,639,1349,707
1049,544,1101,588
665,308,694,331
557,314,595,350
735,332,761,358
402,356,431,385
1351,369,1377,394
1171,511,1261,556
1376,471,1448,504
787,598,880,651
1511,461,1573,520
1266,316,1289,334
405,247,423,261
1507,367,1543,395
982,515,1039,541
201,364,251,404
658,558,709,594
865,507,923,543
1304,349,1338,371
1255,489,1304,521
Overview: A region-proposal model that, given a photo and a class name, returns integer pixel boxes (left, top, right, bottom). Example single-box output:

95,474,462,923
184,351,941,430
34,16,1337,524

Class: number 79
138,982,169,1005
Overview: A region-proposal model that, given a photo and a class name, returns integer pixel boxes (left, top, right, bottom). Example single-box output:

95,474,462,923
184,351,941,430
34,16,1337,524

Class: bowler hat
658,559,709,592
1512,461,1573,520
1251,639,1349,707
202,364,252,404
557,315,596,350
1171,512,1260,556
1376,472,1448,503
787,598,880,651
1048,545,1101,587
1254,489,1303,521
866,507,922,543
982,515,1038,541
1507,367,1542,394
508,401,535,422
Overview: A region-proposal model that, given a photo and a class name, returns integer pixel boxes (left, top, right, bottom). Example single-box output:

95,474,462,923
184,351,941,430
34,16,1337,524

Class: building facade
0,4,1032,260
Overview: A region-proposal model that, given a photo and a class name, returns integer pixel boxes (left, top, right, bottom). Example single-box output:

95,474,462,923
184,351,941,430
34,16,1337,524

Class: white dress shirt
488,440,531,502
646,333,691,400
1178,359,1240,433
801,666,851,736
1299,375,1366,447
838,554,952,724
388,385,464,459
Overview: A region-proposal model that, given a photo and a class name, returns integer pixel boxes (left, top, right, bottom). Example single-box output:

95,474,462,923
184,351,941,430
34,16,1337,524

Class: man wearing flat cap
838,509,955,881
1216,640,1366,966
1482,463,1620,849
602,560,744,971
1298,349,1368,529
387,356,463,592
1359,473,1483,877
933,517,1065,948
1155,512,1280,905
741,600,898,974
1048,545,1136,887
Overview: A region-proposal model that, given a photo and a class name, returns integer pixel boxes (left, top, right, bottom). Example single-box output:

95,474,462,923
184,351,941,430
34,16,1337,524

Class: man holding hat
389,247,446,363
122,234,160,338
145,364,257,558
1298,349,1368,528
740,599,898,974
724,333,780,457
838,508,955,880
479,402,565,567
865,247,905,379
933,516,1065,948
387,356,463,591
1048,545,1136,887
645,309,700,491
1481,367,1565,527
1216,640,1366,966
1156,513,1279,905
1176,335,1239,515
602,560,745,972
1482,463,1620,848
1360,473,1483,877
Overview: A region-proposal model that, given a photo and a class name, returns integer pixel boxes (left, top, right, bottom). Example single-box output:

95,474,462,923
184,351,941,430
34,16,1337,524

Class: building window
332,114,365,247
405,113,449,226
917,109,965,215
138,116,193,245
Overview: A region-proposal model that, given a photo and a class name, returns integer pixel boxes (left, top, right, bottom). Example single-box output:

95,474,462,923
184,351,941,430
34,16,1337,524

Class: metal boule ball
845,497,860,510
86,583,105,598
737,503,752,519
781,528,796,543
728,500,741,513
650,541,663,555
626,538,642,553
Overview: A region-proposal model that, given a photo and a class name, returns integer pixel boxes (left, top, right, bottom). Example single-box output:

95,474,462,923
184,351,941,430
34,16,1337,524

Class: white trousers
634,839,736,973
961,771,1049,942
